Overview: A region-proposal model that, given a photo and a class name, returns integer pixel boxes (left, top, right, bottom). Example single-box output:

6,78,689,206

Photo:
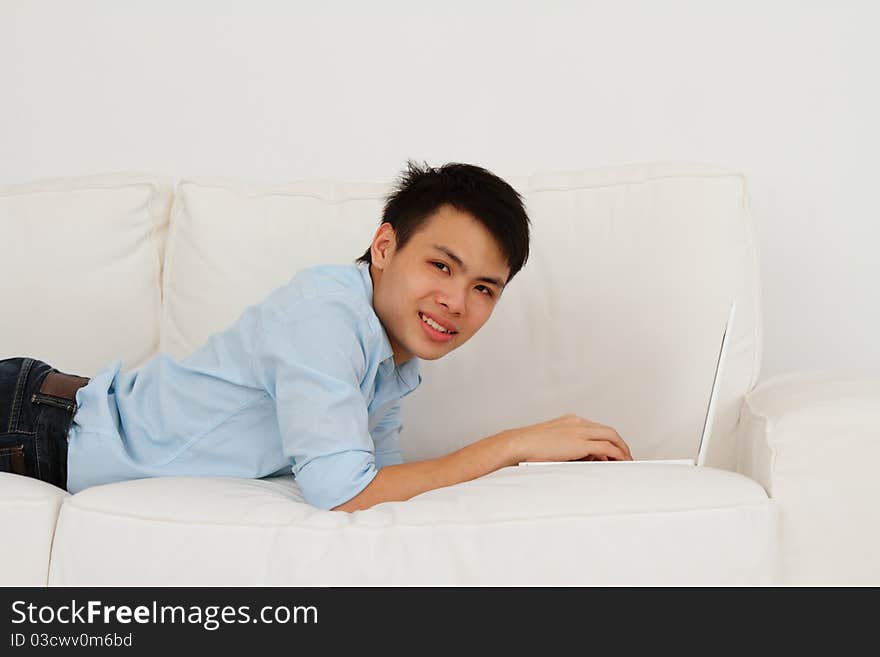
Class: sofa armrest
736,369,880,585
0,473,69,585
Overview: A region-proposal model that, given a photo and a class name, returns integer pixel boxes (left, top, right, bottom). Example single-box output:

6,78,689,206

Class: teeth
420,313,452,333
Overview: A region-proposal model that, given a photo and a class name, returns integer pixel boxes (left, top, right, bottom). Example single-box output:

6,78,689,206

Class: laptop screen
695,300,737,466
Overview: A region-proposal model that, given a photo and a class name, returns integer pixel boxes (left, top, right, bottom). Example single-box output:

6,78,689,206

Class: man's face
369,204,511,366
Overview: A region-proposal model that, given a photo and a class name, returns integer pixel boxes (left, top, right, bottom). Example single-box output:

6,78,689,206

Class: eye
432,261,494,297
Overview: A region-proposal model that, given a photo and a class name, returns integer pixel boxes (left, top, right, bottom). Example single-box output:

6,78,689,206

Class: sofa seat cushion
48,464,779,585
0,472,69,585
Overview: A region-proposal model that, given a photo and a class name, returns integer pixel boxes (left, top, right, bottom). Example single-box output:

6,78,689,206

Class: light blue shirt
67,261,422,510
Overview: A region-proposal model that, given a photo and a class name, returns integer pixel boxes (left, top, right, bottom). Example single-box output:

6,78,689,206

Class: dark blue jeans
0,357,75,491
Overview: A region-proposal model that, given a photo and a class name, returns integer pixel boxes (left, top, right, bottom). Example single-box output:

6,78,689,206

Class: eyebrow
430,244,507,289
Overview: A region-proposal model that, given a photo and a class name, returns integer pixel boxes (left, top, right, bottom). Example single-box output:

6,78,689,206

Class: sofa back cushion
160,177,386,360
0,174,172,374
161,163,761,469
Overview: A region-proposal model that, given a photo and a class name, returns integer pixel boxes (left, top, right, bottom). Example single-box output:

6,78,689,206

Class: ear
370,223,397,270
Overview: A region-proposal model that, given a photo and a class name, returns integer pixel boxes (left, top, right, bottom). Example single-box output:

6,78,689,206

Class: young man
0,161,631,512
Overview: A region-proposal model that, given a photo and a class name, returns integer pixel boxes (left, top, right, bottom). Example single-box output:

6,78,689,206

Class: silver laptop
519,300,737,468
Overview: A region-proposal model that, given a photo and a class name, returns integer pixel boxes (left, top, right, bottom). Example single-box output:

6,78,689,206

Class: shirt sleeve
253,294,378,510
371,401,404,469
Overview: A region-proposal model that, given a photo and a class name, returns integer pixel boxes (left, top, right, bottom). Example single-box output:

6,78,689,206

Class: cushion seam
60,499,775,530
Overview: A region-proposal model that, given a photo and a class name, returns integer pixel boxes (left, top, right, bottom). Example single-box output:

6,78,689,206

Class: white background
2,0,877,383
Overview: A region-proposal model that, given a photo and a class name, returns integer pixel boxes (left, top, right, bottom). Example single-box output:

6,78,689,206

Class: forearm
332,430,521,512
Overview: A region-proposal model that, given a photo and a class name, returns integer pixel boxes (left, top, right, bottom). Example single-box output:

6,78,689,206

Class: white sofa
2,163,877,586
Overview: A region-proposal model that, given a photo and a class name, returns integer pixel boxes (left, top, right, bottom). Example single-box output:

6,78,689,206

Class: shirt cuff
293,450,378,510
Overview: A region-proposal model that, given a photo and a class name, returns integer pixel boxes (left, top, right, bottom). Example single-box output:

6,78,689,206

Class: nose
437,282,467,316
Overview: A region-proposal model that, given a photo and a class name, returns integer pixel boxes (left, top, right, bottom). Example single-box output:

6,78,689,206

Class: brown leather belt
38,371,91,403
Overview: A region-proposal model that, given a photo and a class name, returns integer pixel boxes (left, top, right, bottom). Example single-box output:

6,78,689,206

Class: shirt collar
356,261,422,393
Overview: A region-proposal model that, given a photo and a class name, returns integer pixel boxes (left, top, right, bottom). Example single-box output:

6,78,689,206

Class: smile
419,312,457,341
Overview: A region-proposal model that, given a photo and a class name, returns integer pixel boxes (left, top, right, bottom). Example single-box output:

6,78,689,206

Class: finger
601,428,633,459
583,421,631,451
572,418,633,458
584,427,633,459
587,440,628,461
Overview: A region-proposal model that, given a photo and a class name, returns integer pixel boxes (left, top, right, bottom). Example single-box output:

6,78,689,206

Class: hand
507,413,633,463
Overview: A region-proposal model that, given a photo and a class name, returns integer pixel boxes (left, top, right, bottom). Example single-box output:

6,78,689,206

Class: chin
417,337,464,360
416,349,449,361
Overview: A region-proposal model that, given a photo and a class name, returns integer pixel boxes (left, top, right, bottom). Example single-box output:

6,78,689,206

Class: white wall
2,0,877,383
